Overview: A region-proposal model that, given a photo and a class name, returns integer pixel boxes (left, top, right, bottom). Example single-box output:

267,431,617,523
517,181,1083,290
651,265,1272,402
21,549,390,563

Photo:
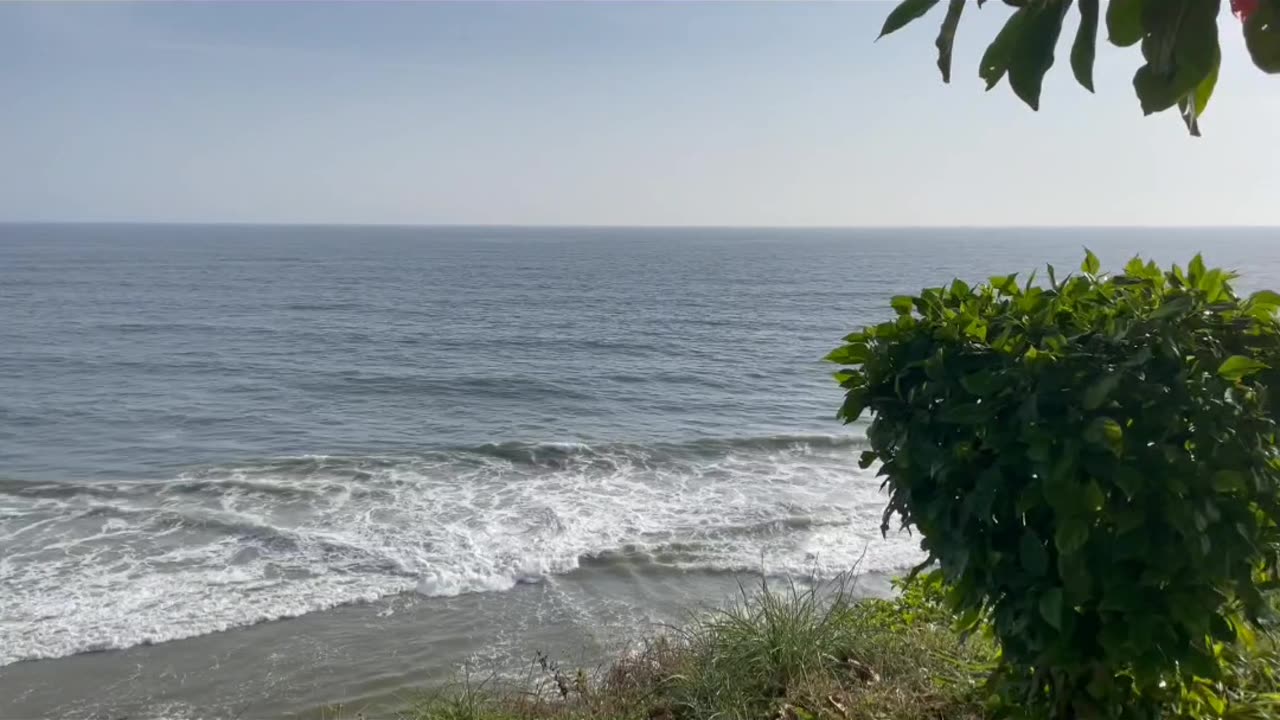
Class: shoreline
0,565,901,719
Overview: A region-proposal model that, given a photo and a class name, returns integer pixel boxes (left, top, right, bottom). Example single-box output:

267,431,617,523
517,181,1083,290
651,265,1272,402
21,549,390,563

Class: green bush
830,253,1280,717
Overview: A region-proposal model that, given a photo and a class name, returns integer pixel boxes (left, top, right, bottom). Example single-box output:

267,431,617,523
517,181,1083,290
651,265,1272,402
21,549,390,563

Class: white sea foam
0,435,922,666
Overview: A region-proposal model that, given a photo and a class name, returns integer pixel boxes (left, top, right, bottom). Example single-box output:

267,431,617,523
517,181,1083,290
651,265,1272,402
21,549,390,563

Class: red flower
1233,0,1260,21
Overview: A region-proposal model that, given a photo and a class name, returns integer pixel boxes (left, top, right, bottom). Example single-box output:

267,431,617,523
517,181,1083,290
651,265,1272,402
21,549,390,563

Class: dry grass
397,575,996,720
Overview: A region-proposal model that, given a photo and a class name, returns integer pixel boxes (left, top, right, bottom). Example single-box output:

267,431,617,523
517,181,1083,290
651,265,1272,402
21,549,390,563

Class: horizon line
2,221,1277,231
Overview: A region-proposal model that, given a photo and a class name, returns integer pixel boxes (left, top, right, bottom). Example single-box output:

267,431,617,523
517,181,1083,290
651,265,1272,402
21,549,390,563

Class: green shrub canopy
830,253,1280,715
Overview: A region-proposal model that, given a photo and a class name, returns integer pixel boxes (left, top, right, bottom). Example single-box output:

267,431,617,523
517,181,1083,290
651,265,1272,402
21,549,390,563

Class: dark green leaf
935,0,966,83
980,6,1032,89
938,402,990,424
1150,294,1193,320
1211,613,1236,642
1212,470,1245,493
1106,0,1145,46
1082,373,1121,410
1245,1,1280,73
1132,0,1220,117
1020,532,1049,576
1039,588,1065,630
1007,0,1072,110
891,295,915,316
1218,355,1269,381
1179,45,1220,136
879,0,942,39
1056,516,1090,555
1072,0,1099,91
838,390,868,422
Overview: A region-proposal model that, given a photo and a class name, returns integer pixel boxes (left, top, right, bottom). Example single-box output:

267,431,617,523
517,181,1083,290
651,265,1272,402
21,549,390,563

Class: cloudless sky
1,1,1277,227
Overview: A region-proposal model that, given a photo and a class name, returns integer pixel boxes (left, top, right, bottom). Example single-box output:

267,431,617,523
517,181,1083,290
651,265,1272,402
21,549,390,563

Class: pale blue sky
1,1,1276,226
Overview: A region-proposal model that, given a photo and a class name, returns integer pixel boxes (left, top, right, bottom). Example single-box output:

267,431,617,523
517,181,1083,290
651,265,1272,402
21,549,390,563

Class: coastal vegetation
387,573,1280,720
829,254,1280,717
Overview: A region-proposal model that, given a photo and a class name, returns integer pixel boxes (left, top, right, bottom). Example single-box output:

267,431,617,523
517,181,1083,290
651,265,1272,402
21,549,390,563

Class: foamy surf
0,434,921,667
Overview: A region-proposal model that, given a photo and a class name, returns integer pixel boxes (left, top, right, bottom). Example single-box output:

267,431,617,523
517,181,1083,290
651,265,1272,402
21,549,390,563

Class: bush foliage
830,253,1280,717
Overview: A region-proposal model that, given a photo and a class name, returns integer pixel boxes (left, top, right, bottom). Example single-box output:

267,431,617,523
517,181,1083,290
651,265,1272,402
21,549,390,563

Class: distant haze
2,2,1278,227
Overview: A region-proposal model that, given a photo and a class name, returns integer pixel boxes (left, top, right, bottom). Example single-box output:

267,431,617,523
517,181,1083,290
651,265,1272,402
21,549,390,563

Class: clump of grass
402,573,997,720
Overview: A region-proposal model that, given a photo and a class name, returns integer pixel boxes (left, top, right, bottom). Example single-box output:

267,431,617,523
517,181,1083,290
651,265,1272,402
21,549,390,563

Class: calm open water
1,225,1277,718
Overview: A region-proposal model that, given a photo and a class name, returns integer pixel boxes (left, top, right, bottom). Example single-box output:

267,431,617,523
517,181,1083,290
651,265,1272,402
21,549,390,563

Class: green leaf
1007,0,1072,110
858,451,878,469
891,295,915,316
935,0,966,83
938,402,990,424
1020,532,1049,576
879,0,942,39
838,392,867,423
1072,0,1099,92
825,343,870,364
1081,248,1101,275
989,273,1020,294
1132,0,1220,117
1218,355,1270,382
1056,516,1090,556
1213,470,1246,493
1150,294,1193,320
1179,45,1220,136
1106,0,1144,47
980,6,1033,89
1211,613,1237,642
1189,253,1207,283
1250,289,1280,309
1086,416,1124,456
1082,373,1121,410
1245,1,1280,73
1039,588,1065,630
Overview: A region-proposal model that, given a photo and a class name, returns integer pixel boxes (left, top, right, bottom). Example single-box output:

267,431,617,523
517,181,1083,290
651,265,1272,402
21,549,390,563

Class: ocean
2,224,1277,718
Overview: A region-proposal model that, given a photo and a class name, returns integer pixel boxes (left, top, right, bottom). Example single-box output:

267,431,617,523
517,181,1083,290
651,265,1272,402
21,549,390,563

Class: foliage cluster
879,0,1280,135
830,253,1280,717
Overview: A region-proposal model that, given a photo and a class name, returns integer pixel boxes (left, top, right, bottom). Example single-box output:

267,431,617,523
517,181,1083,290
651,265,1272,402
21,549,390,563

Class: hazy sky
2,1,1277,227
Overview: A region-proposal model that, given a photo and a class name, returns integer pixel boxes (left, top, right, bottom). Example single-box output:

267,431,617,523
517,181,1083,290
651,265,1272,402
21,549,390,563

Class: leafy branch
880,0,1280,136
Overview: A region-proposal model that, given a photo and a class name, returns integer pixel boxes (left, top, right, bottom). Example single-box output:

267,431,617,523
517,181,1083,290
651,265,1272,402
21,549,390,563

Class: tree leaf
1245,0,1280,73
1008,0,1073,110
935,0,966,83
938,403,990,424
1021,532,1049,576
1056,516,1090,555
980,6,1033,89
1039,588,1065,630
880,0,942,39
1072,0,1100,91
1179,44,1220,136
1106,0,1145,47
1133,0,1221,116
891,295,915,316
1083,373,1121,409
1218,355,1270,381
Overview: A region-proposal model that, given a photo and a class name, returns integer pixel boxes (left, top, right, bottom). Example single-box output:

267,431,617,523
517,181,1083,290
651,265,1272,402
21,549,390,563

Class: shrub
830,253,1280,717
